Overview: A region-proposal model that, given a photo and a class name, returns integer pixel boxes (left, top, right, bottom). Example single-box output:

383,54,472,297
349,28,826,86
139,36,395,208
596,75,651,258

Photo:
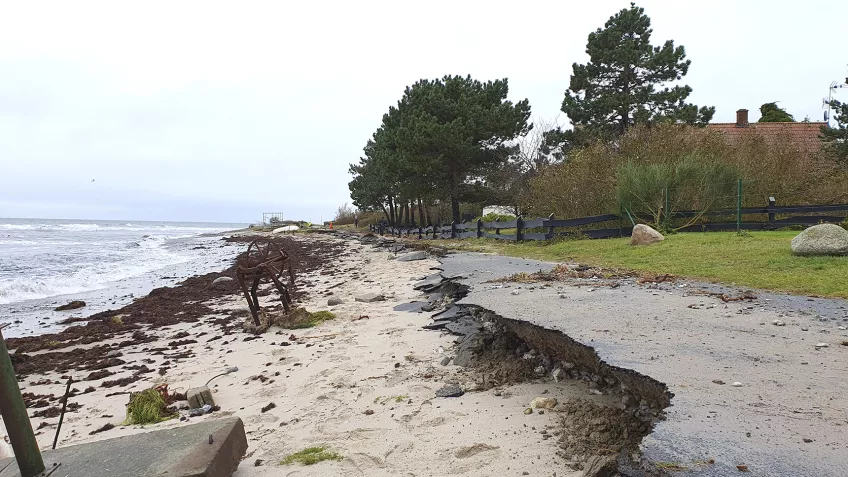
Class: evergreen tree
821,100,848,163
758,102,795,122
559,3,714,149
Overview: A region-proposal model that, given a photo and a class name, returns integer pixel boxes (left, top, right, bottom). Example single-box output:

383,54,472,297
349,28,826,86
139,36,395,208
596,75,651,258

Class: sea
0,218,248,337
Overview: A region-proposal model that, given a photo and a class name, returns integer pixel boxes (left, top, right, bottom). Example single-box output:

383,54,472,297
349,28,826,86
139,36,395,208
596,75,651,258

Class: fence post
516,216,524,242
418,226,423,240
736,179,743,234
477,219,483,239
0,325,46,477
451,221,457,239
547,214,554,239
664,187,670,228
433,224,438,240
768,196,776,228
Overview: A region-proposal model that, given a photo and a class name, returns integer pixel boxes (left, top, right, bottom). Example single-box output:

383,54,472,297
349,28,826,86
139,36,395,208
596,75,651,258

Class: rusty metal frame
236,239,296,325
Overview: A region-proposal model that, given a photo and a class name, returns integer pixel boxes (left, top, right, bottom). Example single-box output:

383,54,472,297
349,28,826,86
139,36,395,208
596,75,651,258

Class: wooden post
433,224,439,239
547,214,554,239
768,196,776,228
477,219,483,238
418,226,423,240
451,221,457,239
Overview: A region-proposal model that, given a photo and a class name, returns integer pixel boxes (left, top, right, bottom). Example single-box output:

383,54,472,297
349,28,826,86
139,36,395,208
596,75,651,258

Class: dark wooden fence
369,200,848,241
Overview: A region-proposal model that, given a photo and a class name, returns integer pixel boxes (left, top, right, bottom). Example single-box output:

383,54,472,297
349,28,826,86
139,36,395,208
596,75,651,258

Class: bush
526,124,848,220
475,213,516,223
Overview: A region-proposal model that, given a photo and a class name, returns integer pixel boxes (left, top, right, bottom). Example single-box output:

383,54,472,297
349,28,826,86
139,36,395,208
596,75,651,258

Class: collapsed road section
359,234,848,476
421,250,848,477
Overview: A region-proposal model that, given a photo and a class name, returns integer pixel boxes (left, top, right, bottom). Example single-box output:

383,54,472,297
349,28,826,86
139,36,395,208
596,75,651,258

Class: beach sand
1,234,610,476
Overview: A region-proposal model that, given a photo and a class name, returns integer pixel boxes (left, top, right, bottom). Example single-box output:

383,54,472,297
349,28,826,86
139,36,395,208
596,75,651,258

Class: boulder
272,225,299,233
328,297,344,306
355,293,386,303
531,396,558,409
212,276,234,287
630,224,664,246
790,223,848,256
435,384,464,398
397,251,427,262
54,300,86,311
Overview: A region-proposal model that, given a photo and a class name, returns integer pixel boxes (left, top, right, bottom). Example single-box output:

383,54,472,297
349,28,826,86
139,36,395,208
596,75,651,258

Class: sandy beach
2,233,613,477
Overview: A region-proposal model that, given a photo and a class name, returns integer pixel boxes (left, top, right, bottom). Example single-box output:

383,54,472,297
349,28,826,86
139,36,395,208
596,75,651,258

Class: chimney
736,109,749,128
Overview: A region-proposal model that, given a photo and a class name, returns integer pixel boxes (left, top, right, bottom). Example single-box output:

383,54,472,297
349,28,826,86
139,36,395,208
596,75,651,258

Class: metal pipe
0,324,46,477
52,378,73,449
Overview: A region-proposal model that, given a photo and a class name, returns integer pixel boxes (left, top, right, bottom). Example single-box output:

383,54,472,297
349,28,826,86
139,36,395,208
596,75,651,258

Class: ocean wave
0,242,196,305
0,222,239,233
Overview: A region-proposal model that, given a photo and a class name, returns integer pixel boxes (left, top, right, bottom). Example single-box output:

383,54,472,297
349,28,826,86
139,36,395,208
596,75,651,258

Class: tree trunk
425,202,432,226
409,200,416,227
388,197,396,226
380,204,389,223
418,198,426,226
450,195,461,224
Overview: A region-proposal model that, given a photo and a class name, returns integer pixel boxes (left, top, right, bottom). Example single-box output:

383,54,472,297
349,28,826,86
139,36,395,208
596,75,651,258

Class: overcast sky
1,0,845,224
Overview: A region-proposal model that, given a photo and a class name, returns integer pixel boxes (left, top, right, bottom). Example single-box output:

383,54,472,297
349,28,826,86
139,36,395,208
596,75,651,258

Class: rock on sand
356,293,386,303
212,277,234,287
790,224,848,256
273,225,299,233
397,251,427,262
630,224,664,246
531,396,558,409
54,300,86,311
328,297,344,306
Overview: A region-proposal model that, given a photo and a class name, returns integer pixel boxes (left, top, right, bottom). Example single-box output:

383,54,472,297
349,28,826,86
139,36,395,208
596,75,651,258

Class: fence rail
369,200,848,241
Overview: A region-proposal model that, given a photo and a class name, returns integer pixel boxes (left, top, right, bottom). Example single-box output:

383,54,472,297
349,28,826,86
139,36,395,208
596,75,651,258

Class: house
707,109,827,156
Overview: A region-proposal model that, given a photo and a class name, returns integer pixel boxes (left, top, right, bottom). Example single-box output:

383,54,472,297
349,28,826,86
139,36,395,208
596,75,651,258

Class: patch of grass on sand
281,446,343,465
433,231,848,298
124,388,175,425
277,308,337,329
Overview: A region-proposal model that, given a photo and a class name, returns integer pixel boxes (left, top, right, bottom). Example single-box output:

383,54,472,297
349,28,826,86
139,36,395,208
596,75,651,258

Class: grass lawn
434,231,848,298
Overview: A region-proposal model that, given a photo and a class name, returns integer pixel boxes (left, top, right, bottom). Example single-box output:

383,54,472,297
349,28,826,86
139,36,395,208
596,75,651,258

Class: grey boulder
212,276,234,287
328,297,344,306
397,251,427,261
355,293,386,303
791,223,848,256
630,224,664,246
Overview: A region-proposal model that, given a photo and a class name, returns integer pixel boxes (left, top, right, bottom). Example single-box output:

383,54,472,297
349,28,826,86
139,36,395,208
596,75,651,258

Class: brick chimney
735,109,749,128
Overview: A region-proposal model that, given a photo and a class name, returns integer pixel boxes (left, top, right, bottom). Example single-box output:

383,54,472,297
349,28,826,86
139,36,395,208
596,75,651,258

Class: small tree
758,102,795,122
821,100,848,164
333,203,357,225
616,153,738,230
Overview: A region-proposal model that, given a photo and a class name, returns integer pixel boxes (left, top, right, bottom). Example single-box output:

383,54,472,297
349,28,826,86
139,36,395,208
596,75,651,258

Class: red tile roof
707,121,827,155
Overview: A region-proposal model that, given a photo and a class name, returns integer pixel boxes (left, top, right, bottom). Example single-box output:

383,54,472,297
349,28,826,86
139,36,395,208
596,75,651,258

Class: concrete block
187,386,215,409
0,417,247,477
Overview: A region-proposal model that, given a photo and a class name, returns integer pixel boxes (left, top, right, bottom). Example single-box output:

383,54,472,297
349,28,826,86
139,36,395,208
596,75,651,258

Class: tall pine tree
560,3,714,148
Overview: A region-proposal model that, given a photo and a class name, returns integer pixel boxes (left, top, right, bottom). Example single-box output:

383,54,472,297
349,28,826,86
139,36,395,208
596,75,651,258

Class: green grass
435,231,848,298
281,446,343,465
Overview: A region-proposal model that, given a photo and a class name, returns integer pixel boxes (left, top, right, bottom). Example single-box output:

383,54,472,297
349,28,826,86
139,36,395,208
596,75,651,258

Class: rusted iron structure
236,239,295,325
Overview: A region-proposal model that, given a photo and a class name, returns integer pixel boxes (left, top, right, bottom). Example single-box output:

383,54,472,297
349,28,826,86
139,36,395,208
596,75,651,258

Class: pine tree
560,3,714,148
758,102,795,122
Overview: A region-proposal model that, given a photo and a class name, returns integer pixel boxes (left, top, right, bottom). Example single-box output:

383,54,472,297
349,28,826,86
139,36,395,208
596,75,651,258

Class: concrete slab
442,252,848,477
0,417,247,477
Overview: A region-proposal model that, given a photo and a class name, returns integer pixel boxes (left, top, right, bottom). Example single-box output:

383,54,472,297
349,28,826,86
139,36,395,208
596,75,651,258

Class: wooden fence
369,200,848,241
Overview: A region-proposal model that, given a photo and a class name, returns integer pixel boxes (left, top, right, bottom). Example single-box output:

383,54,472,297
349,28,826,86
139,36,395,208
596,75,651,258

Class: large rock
328,297,344,306
212,277,234,287
355,293,386,303
397,251,427,262
791,224,848,256
630,224,664,246
54,300,86,311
